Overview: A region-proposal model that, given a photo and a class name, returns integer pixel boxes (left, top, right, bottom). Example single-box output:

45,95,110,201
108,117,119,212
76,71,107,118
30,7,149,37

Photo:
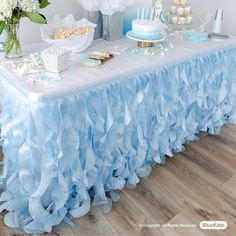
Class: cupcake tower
169,0,192,25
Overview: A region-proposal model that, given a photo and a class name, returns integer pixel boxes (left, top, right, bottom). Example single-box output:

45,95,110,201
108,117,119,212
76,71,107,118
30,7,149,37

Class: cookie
90,51,110,59
81,58,102,68
89,55,106,60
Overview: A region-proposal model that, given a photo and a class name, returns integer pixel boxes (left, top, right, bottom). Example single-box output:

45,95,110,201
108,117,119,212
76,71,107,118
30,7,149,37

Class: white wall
1,0,236,44
190,0,236,35
20,0,83,44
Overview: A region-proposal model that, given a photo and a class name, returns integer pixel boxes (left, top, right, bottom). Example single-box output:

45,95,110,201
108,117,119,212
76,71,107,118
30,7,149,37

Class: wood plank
199,222,236,236
183,142,235,184
123,180,179,225
223,174,236,197
201,132,236,157
164,154,236,225
160,213,206,236
148,165,234,228
104,193,163,236
214,129,236,150
149,165,235,236
72,207,117,236
0,215,11,236
223,223,236,236
50,224,75,236
196,136,236,173
220,125,236,146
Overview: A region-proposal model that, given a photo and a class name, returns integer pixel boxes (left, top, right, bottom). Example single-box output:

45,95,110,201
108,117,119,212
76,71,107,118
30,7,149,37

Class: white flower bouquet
0,0,50,58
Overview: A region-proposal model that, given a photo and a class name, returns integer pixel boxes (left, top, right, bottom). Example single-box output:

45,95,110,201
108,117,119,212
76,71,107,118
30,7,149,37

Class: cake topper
136,7,155,22
197,13,213,32
153,0,163,20
136,1,163,22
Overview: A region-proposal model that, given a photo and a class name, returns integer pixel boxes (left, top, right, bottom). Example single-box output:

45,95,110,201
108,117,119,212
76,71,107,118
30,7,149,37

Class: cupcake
177,7,184,16
172,16,179,24
179,16,186,24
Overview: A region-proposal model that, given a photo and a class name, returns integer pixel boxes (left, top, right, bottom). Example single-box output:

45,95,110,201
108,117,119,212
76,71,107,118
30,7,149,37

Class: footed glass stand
126,31,167,48
138,41,154,48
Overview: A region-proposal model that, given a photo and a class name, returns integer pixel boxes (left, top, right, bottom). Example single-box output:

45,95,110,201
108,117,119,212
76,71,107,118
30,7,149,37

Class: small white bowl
40,14,97,53
41,46,71,73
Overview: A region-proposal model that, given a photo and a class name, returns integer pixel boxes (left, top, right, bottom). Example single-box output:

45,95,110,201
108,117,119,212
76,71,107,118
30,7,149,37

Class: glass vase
5,21,22,59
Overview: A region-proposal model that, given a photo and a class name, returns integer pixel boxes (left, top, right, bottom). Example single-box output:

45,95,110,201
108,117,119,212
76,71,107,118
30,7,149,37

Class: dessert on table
169,0,193,25
81,51,114,68
41,14,97,53
131,19,164,40
130,4,167,40
127,1,167,48
51,26,93,40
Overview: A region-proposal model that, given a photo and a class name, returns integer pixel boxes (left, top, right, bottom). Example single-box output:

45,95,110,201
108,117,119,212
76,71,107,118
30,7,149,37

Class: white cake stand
126,31,166,48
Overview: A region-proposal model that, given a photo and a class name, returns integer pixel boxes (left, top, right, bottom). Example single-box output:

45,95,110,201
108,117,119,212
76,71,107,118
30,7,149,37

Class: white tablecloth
0,36,236,234
1,36,236,101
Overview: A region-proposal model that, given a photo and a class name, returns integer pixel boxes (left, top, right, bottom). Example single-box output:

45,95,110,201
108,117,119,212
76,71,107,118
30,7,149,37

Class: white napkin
77,0,135,15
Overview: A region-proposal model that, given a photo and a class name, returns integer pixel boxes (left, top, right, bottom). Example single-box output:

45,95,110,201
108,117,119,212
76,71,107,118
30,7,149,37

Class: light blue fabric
0,46,236,233
186,31,209,42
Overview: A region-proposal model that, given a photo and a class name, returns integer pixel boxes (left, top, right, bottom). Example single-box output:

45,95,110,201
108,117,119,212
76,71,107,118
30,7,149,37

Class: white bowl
40,14,97,53
41,46,71,73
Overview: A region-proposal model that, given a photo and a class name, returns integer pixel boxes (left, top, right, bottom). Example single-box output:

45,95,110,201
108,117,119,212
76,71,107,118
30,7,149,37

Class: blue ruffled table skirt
0,46,236,233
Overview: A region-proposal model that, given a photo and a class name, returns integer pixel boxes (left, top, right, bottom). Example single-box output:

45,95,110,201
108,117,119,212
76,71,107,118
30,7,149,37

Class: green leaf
39,0,50,9
0,21,6,35
21,11,47,24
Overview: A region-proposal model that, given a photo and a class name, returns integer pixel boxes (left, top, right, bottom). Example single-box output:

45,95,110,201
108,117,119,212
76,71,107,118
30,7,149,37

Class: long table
0,37,236,233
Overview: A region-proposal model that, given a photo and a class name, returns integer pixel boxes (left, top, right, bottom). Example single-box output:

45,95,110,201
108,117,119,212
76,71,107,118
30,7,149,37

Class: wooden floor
0,125,236,236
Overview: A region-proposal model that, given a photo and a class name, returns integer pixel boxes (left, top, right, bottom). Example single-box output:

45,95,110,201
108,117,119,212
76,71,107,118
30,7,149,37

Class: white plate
126,31,166,43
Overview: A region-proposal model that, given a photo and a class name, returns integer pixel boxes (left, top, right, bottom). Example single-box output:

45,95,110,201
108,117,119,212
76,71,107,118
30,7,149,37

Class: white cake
132,20,163,39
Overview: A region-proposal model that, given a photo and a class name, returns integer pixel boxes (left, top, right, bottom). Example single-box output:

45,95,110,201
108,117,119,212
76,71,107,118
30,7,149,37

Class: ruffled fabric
0,47,236,233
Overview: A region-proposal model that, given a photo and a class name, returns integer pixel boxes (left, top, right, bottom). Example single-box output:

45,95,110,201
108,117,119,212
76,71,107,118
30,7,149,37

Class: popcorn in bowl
52,26,93,40
40,14,97,52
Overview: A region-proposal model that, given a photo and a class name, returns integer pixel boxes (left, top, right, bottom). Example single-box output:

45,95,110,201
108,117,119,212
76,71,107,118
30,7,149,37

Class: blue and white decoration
0,45,236,233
